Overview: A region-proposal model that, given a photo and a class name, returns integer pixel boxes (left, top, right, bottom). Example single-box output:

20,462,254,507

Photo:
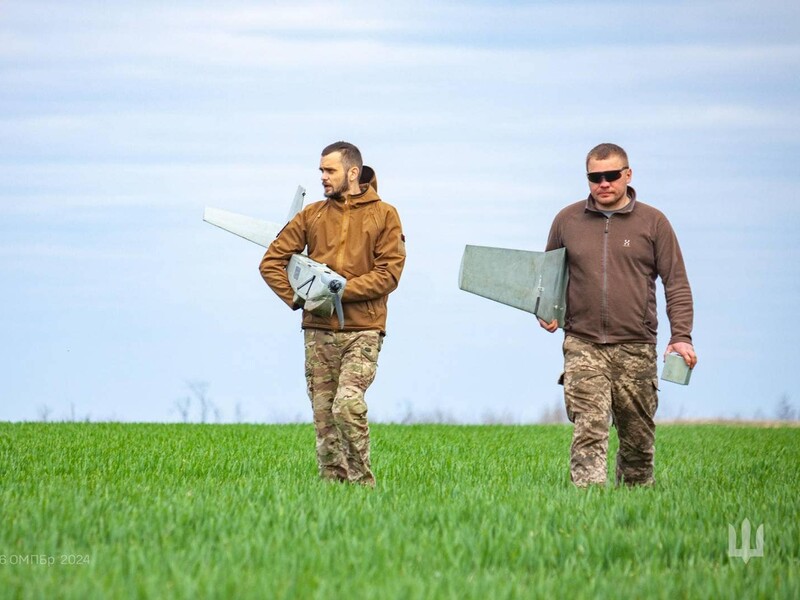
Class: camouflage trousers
561,335,659,487
303,329,383,486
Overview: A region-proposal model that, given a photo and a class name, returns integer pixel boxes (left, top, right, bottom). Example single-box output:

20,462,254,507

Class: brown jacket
546,187,693,345
259,168,406,334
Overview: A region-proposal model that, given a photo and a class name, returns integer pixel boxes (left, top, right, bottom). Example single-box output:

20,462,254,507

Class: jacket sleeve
655,216,694,345
341,205,406,302
258,212,307,310
545,214,563,252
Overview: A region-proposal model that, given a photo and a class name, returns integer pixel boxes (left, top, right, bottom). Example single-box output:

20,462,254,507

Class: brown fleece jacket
546,187,693,346
259,167,406,334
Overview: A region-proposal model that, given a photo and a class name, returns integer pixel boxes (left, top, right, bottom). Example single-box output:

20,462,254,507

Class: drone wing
203,186,307,248
285,185,306,223
202,208,281,248
458,245,568,328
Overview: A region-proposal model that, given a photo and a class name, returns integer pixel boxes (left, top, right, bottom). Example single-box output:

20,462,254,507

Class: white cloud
2,0,799,422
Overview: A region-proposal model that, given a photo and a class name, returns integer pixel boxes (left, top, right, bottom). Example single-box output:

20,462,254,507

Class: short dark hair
586,143,629,169
321,141,363,176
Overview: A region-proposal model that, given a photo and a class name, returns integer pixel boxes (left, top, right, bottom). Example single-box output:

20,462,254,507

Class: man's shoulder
631,198,658,213
294,199,329,224
370,197,398,211
301,199,327,214
631,199,670,224
369,199,402,223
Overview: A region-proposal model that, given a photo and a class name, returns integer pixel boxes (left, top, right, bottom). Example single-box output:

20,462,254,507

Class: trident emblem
728,518,764,564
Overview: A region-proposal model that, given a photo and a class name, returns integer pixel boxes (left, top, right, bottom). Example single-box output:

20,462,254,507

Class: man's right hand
538,318,558,333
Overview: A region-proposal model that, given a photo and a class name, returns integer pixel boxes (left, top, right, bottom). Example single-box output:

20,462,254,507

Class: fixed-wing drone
203,186,347,328
458,244,569,328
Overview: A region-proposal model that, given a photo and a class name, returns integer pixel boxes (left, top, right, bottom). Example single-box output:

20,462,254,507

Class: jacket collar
327,182,381,210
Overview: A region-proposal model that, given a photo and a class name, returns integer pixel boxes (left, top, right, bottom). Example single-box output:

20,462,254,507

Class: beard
323,178,349,200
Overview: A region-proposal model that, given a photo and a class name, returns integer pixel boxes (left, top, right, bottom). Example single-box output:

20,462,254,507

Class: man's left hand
537,318,559,333
664,342,697,369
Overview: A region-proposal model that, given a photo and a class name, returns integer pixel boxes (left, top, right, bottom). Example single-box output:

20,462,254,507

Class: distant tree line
33,392,800,425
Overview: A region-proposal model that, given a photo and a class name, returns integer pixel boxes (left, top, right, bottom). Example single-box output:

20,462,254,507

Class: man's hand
664,342,697,369
538,318,559,333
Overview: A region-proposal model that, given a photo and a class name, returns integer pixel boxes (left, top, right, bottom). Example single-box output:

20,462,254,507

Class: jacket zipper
335,198,350,273
601,217,610,343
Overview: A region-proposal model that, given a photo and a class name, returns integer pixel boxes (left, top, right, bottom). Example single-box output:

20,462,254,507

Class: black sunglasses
586,167,629,184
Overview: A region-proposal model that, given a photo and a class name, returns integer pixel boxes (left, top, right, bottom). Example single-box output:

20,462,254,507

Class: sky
2,0,799,424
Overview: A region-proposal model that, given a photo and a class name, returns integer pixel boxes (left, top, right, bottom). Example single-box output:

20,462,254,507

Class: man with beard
260,141,406,486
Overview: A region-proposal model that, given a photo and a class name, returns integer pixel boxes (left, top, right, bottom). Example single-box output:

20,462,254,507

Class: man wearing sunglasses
538,143,696,487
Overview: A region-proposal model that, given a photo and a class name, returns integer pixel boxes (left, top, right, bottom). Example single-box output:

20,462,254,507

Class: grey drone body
203,186,347,328
286,254,346,328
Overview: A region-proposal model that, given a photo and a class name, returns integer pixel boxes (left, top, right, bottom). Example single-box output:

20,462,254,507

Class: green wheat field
1,423,798,599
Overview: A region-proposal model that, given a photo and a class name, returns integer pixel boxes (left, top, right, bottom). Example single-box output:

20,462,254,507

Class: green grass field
1,423,798,599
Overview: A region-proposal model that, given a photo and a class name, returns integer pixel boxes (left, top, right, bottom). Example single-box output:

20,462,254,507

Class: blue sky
2,1,799,423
